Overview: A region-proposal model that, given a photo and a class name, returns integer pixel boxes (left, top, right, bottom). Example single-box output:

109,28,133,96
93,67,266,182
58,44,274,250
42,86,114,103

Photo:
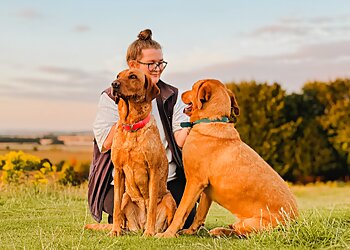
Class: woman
88,29,195,229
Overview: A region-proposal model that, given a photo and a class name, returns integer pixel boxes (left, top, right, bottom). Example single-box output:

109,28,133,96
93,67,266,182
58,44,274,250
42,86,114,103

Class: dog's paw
178,228,197,235
209,227,235,238
108,229,123,237
155,231,178,238
142,230,155,237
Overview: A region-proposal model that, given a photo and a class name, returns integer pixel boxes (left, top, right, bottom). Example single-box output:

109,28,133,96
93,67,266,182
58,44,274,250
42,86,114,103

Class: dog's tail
84,224,113,230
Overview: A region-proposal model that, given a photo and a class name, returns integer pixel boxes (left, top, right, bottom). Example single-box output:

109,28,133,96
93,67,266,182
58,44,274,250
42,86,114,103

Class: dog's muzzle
111,80,120,95
111,80,121,104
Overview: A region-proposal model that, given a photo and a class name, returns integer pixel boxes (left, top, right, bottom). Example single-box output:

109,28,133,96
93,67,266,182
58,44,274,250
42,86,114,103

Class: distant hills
0,130,94,146
0,130,93,137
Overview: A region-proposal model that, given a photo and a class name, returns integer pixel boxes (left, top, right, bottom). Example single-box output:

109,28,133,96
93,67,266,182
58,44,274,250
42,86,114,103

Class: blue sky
1,0,350,132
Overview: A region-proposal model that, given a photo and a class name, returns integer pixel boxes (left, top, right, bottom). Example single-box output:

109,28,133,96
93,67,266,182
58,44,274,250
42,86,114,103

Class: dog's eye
129,74,137,79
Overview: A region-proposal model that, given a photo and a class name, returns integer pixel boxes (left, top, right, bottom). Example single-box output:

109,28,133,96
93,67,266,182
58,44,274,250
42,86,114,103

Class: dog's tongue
183,103,193,115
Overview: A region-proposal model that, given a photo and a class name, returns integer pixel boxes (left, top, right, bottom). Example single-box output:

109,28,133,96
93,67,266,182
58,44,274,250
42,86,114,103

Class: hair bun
138,29,152,41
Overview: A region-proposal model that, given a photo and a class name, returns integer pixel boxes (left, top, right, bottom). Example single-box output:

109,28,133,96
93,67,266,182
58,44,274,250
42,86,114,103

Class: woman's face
130,48,166,85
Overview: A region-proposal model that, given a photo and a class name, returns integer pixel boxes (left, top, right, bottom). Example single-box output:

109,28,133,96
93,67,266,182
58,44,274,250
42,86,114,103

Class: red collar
122,113,151,132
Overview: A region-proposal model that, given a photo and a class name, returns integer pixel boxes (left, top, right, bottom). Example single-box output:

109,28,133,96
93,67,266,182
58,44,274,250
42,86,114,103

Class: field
0,183,349,249
1,144,350,249
0,143,93,164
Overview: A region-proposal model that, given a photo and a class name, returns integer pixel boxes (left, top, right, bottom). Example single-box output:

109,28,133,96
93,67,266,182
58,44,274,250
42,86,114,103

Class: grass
0,183,349,249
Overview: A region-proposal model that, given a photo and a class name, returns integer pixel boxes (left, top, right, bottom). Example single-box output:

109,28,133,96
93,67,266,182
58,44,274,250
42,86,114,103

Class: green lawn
0,183,349,249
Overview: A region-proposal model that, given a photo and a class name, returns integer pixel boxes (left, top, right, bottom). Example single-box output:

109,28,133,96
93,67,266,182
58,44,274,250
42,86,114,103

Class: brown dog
157,79,298,238
86,69,176,236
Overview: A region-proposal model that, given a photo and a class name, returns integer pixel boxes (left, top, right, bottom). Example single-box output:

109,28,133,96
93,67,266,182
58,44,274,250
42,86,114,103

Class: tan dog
157,79,298,238
86,69,176,236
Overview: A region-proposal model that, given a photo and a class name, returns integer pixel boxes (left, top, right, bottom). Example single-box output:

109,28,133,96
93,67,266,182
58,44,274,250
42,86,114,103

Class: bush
0,151,42,183
58,159,90,186
0,151,90,186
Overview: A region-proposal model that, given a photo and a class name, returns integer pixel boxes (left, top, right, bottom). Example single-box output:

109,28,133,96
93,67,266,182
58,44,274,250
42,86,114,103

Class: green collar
180,116,229,128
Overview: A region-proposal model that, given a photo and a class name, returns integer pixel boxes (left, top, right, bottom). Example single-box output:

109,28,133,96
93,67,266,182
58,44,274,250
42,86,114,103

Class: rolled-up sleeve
172,91,189,133
93,93,119,152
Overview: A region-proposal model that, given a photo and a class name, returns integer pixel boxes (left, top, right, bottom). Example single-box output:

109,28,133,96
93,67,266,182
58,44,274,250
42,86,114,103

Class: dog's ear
226,88,240,122
196,81,211,109
145,74,160,102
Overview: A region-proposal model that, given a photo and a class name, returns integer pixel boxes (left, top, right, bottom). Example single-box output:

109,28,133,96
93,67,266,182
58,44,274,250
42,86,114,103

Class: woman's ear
128,60,137,68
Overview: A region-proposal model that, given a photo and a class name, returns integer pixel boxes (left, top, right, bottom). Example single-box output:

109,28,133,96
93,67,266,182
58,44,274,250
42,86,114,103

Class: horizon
0,129,92,136
1,0,350,132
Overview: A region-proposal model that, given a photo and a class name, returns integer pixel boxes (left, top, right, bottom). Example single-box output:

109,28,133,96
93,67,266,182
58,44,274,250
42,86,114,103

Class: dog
156,79,298,238
86,69,176,236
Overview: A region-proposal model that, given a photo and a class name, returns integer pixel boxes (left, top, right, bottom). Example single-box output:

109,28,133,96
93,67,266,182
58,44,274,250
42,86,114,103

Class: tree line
226,78,350,183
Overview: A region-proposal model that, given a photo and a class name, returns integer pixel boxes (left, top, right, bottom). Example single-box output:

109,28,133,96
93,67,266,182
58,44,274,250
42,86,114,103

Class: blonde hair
126,29,162,62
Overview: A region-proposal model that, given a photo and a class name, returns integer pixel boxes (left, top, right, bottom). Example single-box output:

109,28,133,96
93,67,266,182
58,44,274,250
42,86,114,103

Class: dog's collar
180,116,229,128
122,113,151,132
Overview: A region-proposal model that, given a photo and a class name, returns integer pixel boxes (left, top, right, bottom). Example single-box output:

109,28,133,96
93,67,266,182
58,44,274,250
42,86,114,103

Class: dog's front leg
110,169,125,237
156,181,206,238
180,191,212,235
143,166,159,237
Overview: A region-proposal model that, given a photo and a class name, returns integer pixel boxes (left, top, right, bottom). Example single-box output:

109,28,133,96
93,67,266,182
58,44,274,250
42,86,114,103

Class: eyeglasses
137,60,168,71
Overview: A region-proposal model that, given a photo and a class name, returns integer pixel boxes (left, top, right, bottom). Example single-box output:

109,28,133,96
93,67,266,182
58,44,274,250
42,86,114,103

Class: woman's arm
172,91,191,148
93,93,119,153
102,124,117,151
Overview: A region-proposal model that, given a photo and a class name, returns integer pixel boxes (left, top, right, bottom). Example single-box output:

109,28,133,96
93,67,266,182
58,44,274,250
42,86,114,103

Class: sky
1,0,350,133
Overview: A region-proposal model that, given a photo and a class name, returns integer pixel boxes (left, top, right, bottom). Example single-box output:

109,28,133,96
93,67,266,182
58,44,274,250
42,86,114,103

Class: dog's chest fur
111,118,168,200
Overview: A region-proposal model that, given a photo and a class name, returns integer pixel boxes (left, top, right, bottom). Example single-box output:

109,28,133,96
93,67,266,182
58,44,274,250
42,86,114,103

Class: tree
304,79,350,179
226,79,350,182
226,81,295,178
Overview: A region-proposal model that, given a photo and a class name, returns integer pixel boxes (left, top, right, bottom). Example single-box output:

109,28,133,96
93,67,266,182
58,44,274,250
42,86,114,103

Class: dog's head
111,69,160,104
182,79,240,122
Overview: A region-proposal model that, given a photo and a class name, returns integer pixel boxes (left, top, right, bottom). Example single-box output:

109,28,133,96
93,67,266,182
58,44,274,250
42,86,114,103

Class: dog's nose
111,80,120,89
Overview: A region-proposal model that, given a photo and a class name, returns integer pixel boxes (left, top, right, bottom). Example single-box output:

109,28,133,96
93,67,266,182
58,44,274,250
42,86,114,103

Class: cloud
0,82,19,94
251,24,309,36
38,66,92,80
164,40,350,93
248,14,350,38
16,8,42,19
284,40,350,60
308,16,334,24
2,39,350,103
3,66,114,102
73,25,91,33
0,97,97,132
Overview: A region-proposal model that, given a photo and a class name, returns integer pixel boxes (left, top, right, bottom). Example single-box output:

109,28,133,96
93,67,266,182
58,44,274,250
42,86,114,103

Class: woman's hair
126,29,162,62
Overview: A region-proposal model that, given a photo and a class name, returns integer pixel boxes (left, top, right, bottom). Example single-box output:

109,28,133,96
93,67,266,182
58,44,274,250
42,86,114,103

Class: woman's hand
102,124,117,152
174,128,191,148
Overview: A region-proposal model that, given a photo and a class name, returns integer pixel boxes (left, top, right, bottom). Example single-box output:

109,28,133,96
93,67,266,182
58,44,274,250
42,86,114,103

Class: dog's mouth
111,88,121,104
111,80,133,104
183,103,193,116
111,85,144,104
